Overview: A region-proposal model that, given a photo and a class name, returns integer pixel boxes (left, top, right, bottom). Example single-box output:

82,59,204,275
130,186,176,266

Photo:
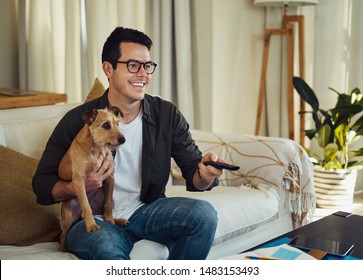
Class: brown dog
58,106,128,252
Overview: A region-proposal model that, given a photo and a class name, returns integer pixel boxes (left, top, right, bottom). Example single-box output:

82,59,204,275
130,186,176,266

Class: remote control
203,161,240,171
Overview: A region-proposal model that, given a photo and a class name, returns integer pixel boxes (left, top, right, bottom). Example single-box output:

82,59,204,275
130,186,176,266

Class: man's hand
193,153,225,190
85,153,115,193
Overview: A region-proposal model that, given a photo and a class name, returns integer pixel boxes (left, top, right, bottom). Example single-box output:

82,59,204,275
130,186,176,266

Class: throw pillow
0,145,61,246
84,77,105,103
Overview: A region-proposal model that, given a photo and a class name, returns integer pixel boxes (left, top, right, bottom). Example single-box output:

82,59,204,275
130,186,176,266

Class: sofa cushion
1,117,61,160
166,185,280,245
0,146,61,246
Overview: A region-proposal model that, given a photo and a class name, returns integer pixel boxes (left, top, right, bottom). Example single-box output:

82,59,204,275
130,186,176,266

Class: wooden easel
255,12,306,145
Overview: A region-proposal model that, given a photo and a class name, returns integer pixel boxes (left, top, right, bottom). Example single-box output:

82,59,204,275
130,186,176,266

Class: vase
313,165,358,208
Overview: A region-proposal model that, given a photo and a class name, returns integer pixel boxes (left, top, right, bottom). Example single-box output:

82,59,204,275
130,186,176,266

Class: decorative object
254,0,318,144
293,76,363,208
314,166,358,208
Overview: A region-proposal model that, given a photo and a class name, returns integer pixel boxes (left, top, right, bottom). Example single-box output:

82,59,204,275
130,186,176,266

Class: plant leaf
348,161,363,170
352,148,363,157
350,115,363,135
330,104,362,115
305,129,317,140
318,124,331,148
293,77,319,111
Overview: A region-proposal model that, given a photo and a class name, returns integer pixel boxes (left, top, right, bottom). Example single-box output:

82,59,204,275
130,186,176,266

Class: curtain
81,0,146,98
24,0,81,104
22,0,195,126
145,0,194,126
314,0,363,106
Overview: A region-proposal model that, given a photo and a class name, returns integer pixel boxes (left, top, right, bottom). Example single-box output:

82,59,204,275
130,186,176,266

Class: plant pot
313,165,358,208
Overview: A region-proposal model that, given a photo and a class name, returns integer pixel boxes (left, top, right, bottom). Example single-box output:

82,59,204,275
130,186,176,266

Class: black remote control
203,161,240,171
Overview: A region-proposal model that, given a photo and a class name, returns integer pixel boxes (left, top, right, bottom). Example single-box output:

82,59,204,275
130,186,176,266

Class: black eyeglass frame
116,60,157,74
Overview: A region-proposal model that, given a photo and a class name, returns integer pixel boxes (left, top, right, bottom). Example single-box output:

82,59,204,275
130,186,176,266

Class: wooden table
0,88,67,109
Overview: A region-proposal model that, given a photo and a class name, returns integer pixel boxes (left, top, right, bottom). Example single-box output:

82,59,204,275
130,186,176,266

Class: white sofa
0,103,315,260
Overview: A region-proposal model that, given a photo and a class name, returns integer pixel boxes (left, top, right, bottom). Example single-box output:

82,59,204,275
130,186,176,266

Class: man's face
107,42,152,103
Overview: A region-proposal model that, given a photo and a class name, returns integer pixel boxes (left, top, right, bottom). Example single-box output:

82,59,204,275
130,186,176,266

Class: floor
313,191,363,221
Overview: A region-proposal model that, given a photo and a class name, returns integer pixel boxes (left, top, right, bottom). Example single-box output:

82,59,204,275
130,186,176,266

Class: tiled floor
313,191,363,221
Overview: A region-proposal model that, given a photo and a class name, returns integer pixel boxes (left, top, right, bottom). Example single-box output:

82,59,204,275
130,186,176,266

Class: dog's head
82,107,126,149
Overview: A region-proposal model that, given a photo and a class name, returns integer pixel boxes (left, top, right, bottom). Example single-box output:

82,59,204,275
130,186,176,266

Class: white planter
313,166,357,208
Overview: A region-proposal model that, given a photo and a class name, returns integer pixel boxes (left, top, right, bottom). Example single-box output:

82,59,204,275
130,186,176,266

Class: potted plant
293,76,363,208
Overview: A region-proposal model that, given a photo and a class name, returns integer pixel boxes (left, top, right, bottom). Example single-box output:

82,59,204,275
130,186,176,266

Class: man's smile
130,82,146,88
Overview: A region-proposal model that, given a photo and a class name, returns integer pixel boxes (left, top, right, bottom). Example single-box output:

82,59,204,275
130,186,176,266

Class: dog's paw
104,217,115,224
115,218,129,227
87,223,102,232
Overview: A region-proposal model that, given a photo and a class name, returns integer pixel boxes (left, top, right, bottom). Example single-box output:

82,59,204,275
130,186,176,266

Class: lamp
254,0,318,145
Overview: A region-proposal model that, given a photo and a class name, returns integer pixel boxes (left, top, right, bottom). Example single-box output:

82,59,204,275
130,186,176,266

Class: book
220,243,317,260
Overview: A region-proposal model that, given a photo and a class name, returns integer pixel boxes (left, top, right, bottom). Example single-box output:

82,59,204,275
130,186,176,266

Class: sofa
0,100,315,260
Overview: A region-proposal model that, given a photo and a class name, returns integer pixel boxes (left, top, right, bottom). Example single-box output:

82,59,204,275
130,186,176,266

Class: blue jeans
66,197,218,260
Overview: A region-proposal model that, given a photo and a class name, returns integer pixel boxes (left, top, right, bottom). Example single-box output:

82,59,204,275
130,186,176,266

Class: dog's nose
118,136,126,145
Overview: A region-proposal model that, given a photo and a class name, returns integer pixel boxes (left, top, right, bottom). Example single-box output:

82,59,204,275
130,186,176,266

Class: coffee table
249,212,363,259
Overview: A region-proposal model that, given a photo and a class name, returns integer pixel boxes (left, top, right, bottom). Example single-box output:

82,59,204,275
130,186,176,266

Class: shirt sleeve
171,107,218,192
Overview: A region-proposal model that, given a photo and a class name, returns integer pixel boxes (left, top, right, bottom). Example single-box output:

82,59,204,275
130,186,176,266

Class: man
33,27,224,260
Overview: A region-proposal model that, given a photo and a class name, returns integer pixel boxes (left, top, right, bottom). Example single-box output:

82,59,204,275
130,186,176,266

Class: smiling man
32,27,226,260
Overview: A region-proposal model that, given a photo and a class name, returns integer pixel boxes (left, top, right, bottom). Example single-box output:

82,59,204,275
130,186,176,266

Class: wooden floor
313,192,363,221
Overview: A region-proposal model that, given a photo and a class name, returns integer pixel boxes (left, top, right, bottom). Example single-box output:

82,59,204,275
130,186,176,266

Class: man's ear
102,61,113,78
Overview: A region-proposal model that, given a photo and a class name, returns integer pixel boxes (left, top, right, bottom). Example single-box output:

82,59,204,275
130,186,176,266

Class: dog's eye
102,122,111,130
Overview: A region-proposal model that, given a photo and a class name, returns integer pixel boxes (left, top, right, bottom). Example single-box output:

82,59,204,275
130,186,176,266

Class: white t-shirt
111,110,144,219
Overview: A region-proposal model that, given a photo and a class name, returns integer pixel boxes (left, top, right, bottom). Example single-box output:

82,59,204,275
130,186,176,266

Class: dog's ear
82,109,98,124
110,106,124,118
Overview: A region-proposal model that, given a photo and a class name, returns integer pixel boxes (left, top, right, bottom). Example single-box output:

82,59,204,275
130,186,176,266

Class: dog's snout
118,136,126,145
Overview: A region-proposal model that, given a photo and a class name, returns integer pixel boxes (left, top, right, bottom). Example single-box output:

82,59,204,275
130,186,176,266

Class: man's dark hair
102,26,153,69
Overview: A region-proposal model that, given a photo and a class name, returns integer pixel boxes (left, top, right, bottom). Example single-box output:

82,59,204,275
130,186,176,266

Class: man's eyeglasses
116,60,157,74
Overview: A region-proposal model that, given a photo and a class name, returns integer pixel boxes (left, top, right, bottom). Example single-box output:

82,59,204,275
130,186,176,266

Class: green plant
293,76,363,170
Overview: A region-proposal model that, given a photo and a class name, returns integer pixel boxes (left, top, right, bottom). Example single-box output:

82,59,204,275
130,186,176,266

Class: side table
0,88,67,109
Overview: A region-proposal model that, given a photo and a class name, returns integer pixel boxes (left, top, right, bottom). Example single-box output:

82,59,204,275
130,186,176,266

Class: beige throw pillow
0,145,61,246
84,77,105,103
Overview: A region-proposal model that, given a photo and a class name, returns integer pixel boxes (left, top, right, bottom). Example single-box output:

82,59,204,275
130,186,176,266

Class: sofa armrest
171,130,315,226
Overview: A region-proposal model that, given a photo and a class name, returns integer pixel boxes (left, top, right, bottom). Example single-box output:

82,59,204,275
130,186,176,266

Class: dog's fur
58,106,128,252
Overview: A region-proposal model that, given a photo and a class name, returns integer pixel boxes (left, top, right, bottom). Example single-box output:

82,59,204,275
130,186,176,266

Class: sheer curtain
314,0,363,107
22,0,195,125
145,0,194,125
